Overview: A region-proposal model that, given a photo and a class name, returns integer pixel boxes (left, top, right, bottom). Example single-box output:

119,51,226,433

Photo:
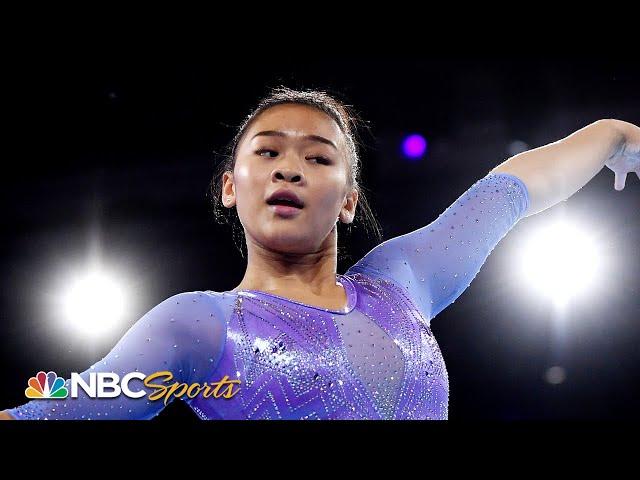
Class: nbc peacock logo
25,371,69,399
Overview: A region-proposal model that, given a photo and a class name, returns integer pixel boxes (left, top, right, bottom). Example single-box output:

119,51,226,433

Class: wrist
595,119,628,160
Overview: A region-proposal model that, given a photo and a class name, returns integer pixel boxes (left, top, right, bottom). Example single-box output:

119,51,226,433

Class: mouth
265,189,305,215
267,203,304,217
266,190,304,208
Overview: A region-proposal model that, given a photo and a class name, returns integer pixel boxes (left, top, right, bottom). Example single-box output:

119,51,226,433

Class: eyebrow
251,130,338,150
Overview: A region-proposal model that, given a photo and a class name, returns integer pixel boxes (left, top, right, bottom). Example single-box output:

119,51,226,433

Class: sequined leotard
6,172,529,420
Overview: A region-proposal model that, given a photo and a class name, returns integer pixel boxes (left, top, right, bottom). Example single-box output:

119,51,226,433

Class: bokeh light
402,134,428,159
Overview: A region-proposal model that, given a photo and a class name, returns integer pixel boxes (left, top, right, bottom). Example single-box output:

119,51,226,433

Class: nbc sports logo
22,370,240,402
25,371,69,399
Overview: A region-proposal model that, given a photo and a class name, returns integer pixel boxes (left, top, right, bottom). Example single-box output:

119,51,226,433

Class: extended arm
348,119,638,322
1,291,225,420
347,172,530,321
490,119,640,216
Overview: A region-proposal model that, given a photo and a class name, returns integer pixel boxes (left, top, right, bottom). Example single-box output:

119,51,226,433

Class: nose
271,167,305,184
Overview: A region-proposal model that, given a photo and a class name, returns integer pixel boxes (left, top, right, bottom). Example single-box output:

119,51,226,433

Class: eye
308,156,332,165
256,149,278,158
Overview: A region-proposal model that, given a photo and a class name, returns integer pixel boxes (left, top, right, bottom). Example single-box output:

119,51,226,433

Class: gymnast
2,87,638,419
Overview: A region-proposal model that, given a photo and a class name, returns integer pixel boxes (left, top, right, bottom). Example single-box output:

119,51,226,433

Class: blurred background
2,52,639,420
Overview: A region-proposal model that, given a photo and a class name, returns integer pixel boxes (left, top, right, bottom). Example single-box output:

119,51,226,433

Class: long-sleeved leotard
6,172,529,420
348,172,530,321
6,292,227,419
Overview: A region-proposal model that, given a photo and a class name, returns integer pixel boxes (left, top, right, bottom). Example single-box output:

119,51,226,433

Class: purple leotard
6,172,529,420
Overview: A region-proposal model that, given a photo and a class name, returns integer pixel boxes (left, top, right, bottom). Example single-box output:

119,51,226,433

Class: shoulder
161,290,232,313
140,290,232,343
167,289,232,324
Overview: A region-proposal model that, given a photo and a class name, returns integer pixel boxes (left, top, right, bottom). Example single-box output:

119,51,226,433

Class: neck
233,229,340,296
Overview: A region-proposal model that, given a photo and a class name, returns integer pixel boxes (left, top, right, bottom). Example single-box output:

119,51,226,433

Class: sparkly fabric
5,292,227,420
6,172,529,420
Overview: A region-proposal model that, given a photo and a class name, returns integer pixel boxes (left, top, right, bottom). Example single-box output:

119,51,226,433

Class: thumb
614,171,627,191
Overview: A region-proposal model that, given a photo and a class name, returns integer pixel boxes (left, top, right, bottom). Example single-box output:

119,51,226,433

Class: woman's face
222,103,358,254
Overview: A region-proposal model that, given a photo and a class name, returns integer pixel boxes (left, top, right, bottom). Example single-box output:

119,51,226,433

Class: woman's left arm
347,119,638,322
490,119,640,217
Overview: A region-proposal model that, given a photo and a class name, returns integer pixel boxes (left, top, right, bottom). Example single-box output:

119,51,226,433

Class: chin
261,231,316,254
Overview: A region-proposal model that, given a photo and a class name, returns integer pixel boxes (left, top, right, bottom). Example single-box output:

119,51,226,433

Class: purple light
402,134,428,159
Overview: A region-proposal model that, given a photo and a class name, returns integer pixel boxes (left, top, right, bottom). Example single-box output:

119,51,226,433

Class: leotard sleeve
347,172,530,322
5,291,226,420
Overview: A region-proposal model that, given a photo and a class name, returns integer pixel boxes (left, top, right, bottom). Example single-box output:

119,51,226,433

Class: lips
266,189,305,209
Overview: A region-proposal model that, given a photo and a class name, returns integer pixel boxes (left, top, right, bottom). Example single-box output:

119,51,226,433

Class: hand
604,120,640,191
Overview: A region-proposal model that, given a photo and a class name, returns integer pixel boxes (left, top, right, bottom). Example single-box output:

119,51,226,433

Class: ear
339,188,359,224
221,171,236,208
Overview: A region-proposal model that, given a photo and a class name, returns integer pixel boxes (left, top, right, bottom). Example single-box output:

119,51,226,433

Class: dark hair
208,86,383,259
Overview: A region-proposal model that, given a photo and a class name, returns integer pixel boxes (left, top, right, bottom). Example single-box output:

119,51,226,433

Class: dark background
2,51,639,420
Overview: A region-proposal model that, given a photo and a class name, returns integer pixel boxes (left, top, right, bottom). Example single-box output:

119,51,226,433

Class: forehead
246,103,343,144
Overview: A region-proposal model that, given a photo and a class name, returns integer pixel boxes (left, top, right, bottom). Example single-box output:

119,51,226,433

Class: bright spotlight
402,134,427,160
61,269,127,337
519,222,602,307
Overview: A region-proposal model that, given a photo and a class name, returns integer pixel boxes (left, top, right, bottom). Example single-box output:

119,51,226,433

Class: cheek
314,172,348,211
233,162,264,207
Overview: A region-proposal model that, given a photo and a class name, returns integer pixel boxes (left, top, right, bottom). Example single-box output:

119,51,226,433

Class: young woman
2,87,638,420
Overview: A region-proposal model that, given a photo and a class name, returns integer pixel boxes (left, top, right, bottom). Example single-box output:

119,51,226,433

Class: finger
614,171,627,191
